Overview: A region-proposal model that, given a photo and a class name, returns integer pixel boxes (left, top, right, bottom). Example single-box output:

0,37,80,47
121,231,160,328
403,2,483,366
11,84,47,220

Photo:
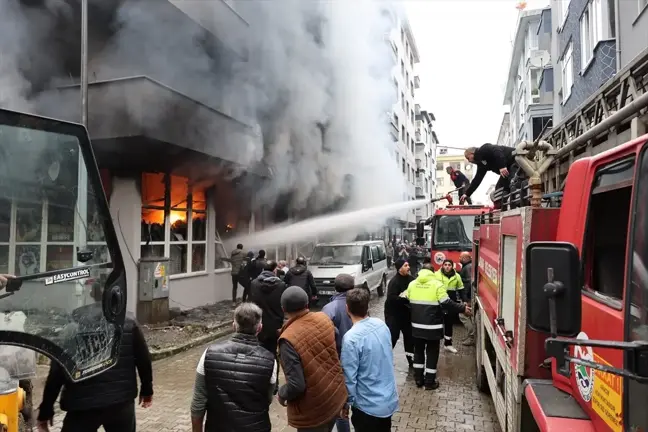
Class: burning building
0,0,406,314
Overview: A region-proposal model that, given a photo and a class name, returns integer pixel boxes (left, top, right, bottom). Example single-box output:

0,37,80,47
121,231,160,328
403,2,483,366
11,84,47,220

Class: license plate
319,290,334,296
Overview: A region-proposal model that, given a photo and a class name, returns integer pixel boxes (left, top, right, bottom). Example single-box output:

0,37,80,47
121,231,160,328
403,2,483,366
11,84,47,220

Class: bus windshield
0,110,126,382
432,215,474,251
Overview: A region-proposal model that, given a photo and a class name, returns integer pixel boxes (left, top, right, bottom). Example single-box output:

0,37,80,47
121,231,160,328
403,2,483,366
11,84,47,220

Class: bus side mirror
415,221,425,246
525,242,581,337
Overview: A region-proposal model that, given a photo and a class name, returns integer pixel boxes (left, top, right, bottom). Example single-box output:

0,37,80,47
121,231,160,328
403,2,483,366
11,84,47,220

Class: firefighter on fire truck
445,166,472,204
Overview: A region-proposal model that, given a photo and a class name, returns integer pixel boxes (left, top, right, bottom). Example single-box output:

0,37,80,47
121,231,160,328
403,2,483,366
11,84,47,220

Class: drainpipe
614,0,621,71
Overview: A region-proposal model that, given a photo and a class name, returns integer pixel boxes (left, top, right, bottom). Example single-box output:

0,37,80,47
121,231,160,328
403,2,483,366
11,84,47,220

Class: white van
308,241,389,298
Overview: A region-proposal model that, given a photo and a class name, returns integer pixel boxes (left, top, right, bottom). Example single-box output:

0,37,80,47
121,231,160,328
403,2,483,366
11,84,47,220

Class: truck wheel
377,275,386,297
475,309,489,393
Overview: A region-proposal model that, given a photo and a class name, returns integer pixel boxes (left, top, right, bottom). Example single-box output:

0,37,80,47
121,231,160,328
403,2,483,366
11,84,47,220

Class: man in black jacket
384,259,415,368
190,302,276,432
250,260,287,358
284,257,318,304
249,250,267,281
36,313,153,432
458,252,475,346
460,144,516,208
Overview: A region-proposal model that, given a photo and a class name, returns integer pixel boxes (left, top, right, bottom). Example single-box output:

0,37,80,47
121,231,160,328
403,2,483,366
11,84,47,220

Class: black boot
414,370,424,388
425,380,439,390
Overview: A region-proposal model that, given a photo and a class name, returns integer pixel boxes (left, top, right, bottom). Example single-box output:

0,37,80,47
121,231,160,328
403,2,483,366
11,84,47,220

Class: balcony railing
415,104,421,115
415,131,422,142
414,76,420,89
390,122,398,141
415,187,425,198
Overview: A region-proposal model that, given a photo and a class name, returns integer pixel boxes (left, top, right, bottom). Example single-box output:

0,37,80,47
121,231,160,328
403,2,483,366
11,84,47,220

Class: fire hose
431,187,462,205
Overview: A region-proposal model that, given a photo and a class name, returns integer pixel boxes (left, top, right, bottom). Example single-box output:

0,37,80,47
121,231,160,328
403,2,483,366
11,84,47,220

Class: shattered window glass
0,123,119,380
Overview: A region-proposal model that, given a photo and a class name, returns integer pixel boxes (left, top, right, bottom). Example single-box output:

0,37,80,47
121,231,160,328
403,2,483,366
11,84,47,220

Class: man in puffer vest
190,302,276,432
277,286,348,432
36,311,153,431
434,259,466,353
401,264,470,390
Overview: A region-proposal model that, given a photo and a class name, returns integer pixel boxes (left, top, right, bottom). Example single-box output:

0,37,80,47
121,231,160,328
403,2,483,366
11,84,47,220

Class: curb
149,322,233,361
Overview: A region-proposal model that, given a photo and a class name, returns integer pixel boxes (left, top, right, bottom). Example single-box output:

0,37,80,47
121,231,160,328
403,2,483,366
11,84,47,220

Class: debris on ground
142,300,235,351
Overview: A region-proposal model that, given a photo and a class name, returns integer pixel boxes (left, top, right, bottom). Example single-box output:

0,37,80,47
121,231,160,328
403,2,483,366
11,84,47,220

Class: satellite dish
529,51,551,69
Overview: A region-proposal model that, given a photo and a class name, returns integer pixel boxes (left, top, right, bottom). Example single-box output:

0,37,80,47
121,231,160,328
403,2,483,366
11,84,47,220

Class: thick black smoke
0,0,405,217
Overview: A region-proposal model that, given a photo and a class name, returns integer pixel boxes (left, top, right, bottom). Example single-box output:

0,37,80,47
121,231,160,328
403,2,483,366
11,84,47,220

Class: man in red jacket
445,166,472,204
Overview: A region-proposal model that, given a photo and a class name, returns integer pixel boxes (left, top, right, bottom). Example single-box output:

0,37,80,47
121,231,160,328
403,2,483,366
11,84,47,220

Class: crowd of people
184,245,475,431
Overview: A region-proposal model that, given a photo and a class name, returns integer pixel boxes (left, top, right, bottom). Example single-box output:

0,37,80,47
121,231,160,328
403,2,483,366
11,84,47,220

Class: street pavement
33,286,500,432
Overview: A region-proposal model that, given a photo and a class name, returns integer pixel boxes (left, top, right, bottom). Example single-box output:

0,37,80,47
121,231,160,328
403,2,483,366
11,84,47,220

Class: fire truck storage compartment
500,235,518,333
137,257,171,324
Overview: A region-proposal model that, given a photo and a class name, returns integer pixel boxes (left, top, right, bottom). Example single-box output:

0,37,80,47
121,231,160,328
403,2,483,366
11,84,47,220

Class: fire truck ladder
540,47,648,192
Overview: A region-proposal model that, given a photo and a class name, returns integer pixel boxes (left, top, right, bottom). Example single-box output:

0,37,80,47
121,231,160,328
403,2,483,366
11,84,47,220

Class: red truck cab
471,134,648,432
426,205,490,271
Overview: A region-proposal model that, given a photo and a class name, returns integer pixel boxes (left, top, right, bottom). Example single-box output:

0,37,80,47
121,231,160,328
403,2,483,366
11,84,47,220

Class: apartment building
414,110,438,221
387,10,422,237
551,0,648,123
9,0,268,317
435,154,477,208
496,113,513,147
504,8,554,146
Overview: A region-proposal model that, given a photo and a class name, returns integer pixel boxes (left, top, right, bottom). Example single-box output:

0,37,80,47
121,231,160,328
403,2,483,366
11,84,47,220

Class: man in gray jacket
227,244,245,303
321,274,354,432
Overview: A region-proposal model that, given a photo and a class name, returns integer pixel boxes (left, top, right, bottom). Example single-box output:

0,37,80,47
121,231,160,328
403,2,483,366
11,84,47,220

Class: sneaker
444,345,458,354
424,381,440,390
462,338,475,346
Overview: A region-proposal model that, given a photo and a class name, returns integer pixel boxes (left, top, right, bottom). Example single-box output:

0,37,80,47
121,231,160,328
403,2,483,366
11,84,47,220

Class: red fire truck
417,203,490,271
470,134,648,432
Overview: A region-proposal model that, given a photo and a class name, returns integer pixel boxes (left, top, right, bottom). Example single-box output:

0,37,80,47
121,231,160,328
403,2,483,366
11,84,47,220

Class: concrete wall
617,0,648,67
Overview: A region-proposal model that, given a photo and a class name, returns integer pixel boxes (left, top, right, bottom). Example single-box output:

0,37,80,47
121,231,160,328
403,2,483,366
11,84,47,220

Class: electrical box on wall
137,257,170,324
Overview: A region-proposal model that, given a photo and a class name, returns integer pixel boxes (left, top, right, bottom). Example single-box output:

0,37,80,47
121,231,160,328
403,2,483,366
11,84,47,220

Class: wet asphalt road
33,277,500,431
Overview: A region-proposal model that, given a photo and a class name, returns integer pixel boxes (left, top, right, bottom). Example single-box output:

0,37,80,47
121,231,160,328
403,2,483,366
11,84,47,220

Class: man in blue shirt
341,289,398,431
322,274,354,432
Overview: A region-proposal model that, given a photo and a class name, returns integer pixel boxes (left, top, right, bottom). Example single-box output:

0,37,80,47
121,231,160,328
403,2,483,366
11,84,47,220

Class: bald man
460,144,515,208
458,252,475,346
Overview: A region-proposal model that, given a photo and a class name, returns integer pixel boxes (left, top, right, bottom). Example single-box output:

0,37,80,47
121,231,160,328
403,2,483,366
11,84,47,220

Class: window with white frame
0,125,112,276
580,0,602,69
0,184,110,275
527,27,538,56
556,0,572,30
140,173,208,275
561,42,574,102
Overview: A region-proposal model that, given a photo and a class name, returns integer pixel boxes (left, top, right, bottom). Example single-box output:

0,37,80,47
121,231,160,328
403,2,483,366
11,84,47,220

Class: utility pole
76,0,89,307
81,0,89,127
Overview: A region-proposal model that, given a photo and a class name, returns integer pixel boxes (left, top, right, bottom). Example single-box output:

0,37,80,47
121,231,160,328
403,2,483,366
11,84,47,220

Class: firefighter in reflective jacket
434,259,466,354
401,264,470,390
